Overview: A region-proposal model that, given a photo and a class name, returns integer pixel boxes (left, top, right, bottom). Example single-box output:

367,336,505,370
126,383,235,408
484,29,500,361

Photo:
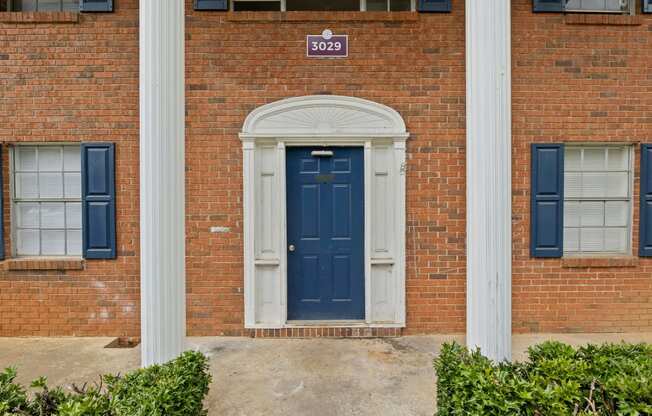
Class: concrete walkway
1,333,651,416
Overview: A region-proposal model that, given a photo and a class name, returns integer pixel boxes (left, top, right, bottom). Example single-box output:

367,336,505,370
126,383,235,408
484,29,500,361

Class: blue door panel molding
286,147,365,320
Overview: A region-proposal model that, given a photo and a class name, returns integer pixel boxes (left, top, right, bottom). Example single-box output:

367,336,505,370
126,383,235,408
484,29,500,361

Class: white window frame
231,0,416,12
5,0,79,12
563,144,634,257
564,0,636,15
10,144,83,258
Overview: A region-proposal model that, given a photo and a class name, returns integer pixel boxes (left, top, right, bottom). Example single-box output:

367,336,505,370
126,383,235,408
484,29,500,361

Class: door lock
288,244,296,252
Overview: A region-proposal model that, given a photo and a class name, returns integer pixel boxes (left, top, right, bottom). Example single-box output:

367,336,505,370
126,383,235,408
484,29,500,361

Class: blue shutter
643,0,652,13
194,0,228,10
80,0,113,12
533,0,564,12
417,0,451,12
640,145,652,257
0,144,4,261
531,144,564,258
82,143,116,259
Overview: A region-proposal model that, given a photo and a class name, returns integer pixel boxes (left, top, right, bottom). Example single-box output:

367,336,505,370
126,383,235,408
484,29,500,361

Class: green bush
434,341,652,415
0,350,211,416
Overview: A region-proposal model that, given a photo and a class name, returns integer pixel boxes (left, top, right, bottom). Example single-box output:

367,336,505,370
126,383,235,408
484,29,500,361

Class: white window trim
6,0,80,12
563,144,634,257
564,0,636,14
9,143,83,258
240,95,409,329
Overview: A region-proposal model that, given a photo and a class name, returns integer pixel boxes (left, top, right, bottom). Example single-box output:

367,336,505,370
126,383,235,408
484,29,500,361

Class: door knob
288,244,296,252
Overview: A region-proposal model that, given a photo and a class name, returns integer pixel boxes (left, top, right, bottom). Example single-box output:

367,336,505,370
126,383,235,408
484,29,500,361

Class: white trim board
240,95,409,329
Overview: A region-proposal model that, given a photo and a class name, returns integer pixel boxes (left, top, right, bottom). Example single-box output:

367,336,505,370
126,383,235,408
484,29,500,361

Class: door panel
286,147,365,320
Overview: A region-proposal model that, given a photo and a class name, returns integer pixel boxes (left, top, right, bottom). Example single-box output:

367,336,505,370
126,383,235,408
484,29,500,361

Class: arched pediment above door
240,95,408,139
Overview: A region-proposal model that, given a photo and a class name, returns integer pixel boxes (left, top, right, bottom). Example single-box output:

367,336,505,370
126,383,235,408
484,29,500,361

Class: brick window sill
224,11,419,23
3,257,85,271
564,14,642,26
0,12,79,24
562,256,639,268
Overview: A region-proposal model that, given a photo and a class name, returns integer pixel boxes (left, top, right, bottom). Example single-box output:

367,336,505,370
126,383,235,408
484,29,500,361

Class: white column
465,0,512,361
140,0,186,367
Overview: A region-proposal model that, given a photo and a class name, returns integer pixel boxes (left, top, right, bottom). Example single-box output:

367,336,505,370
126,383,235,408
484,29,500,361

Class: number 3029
310,41,343,52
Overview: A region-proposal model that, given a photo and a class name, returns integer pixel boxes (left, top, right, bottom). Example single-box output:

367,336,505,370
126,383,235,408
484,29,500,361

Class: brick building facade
0,0,650,344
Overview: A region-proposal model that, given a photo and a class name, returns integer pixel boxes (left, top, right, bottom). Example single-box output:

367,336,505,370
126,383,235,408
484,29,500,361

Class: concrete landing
1,333,651,416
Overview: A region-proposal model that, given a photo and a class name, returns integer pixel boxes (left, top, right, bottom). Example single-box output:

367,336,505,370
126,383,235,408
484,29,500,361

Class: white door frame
240,96,409,329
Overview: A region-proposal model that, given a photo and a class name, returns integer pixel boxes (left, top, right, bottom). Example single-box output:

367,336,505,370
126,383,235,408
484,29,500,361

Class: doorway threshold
286,320,367,328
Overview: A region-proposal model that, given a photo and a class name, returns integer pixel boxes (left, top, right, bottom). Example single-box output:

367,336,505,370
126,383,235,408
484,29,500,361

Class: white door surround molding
240,95,409,328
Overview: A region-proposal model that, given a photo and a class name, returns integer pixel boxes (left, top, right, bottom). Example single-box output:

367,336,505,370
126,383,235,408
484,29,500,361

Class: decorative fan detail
242,95,406,136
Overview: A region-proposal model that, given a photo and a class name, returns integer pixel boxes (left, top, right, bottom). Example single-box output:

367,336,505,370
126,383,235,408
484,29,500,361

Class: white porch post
465,0,512,361
139,0,186,366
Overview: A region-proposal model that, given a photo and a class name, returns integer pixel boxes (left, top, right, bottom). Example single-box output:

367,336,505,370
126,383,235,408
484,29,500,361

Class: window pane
63,173,81,198
39,173,63,198
564,201,580,227
67,230,82,256
566,0,622,11
582,173,607,198
564,228,580,252
564,172,582,198
286,0,359,11
16,203,40,228
565,148,581,171
39,147,62,171
41,230,66,255
15,173,38,198
583,148,606,170
66,202,81,229
579,202,603,227
37,0,62,11
41,203,65,229
606,172,628,198
62,0,77,11
367,0,387,10
233,1,281,11
12,0,38,11
63,146,80,172
605,201,628,227
17,229,39,255
16,147,37,171
580,228,604,252
389,0,411,11
607,147,628,170
605,228,627,252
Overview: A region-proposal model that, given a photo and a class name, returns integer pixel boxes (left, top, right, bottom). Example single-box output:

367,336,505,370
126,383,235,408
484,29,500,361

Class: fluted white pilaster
465,0,512,361
140,0,186,367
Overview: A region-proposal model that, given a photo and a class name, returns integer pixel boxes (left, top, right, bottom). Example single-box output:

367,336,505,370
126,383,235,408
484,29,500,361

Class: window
231,0,415,11
565,0,634,13
563,146,632,256
2,0,78,11
12,145,82,257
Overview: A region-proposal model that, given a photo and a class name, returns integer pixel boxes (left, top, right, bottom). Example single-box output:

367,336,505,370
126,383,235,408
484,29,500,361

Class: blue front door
286,147,365,320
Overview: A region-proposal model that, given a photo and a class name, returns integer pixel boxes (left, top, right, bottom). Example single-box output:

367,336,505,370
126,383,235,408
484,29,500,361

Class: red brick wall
1,0,650,337
512,1,652,333
184,2,467,335
0,3,140,336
